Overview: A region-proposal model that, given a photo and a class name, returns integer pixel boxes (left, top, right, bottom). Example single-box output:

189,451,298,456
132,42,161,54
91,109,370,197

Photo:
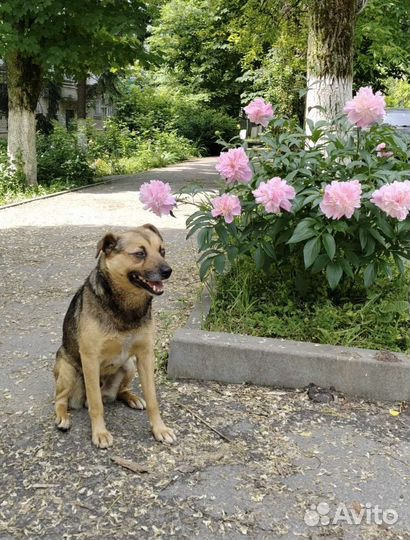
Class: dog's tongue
148,281,164,293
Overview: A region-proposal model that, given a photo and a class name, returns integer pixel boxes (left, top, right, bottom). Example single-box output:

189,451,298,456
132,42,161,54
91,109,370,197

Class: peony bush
141,87,410,290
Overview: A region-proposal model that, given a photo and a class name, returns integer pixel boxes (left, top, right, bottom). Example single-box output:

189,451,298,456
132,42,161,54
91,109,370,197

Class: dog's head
96,224,171,296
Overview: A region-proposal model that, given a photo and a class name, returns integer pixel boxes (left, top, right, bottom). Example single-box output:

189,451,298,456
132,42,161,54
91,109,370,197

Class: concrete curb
0,178,115,210
168,290,410,402
0,157,209,211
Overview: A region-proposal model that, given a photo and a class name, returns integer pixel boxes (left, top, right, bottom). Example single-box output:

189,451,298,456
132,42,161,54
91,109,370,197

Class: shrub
173,106,237,155
37,124,93,186
87,118,138,160
114,84,238,154
384,77,410,108
186,97,410,292
115,131,198,175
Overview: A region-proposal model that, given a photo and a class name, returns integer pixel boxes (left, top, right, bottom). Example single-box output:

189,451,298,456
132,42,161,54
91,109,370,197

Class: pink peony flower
216,147,253,184
343,87,386,128
252,177,296,214
376,143,393,159
320,180,362,219
244,98,274,127
371,181,410,221
139,179,176,217
211,194,242,224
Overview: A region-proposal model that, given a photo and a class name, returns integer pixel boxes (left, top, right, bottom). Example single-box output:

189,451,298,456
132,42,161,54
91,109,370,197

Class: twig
30,483,58,489
110,455,149,474
176,402,232,442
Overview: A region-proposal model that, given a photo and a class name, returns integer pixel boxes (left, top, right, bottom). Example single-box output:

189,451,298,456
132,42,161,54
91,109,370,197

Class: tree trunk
305,0,359,126
77,76,87,119
76,76,88,151
6,53,42,186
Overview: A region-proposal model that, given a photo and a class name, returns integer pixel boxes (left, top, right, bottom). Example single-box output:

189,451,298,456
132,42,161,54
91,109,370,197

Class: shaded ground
0,158,409,540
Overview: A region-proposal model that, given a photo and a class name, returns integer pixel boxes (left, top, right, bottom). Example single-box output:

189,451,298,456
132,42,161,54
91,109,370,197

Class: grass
0,178,101,206
206,259,410,353
0,130,198,206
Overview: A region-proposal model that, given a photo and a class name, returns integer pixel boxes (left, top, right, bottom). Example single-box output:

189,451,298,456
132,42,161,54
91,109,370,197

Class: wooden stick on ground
176,402,232,443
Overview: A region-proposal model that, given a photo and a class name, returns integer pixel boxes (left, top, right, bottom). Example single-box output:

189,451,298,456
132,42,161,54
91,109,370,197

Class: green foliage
1,135,92,204
206,259,410,353
355,0,409,92
0,1,149,78
230,1,307,121
384,78,410,108
148,0,243,113
110,131,198,175
37,125,93,185
114,79,238,154
150,0,409,121
1,120,198,204
86,116,199,176
187,114,410,291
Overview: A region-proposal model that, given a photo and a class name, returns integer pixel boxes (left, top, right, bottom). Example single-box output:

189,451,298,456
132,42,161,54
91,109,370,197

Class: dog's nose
160,265,172,279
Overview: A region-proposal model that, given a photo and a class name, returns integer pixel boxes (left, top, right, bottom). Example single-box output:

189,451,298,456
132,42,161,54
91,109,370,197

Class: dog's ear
142,223,163,241
96,233,118,258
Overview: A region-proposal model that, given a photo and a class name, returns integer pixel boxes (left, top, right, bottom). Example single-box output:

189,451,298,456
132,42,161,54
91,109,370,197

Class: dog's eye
133,251,146,259
160,248,165,257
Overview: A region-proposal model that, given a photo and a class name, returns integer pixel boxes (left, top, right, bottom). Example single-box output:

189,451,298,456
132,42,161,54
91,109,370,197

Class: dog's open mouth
128,272,165,295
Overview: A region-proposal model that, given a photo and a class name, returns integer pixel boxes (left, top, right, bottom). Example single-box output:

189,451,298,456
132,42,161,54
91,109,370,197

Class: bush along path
0,158,409,540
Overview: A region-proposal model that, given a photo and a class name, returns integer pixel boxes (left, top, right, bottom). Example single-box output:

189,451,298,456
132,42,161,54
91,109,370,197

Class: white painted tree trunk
305,74,352,125
7,107,37,186
305,0,361,130
6,52,42,187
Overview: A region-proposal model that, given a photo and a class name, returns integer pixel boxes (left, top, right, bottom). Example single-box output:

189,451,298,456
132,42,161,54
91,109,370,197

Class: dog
53,224,176,448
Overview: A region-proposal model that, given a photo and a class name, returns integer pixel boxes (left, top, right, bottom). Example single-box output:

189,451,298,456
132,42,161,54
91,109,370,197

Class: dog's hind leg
117,357,146,410
54,349,81,430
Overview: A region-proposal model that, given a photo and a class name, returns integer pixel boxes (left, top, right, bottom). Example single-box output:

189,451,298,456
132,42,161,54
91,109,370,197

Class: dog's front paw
92,429,113,449
55,414,71,431
118,390,146,410
152,424,177,444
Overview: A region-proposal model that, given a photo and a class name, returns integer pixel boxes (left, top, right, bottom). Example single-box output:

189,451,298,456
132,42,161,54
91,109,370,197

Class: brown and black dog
53,224,176,448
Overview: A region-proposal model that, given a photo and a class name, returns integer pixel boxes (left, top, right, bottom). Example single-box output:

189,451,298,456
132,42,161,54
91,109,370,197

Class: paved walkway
0,158,409,540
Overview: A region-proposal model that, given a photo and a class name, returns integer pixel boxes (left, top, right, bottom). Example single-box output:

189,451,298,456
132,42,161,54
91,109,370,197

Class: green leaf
199,257,213,281
393,253,405,274
186,210,206,226
340,259,354,279
322,233,336,260
186,218,211,239
363,262,376,287
326,262,343,289
364,236,376,257
368,227,386,247
227,246,239,263
311,253,329,273
214,254,226,274
287,219,317,244
253,246,265,271
331,221,349,232
196,227,212,249
215,222,229,244
359,228,368,250
303,237,321,268
375,215,394,238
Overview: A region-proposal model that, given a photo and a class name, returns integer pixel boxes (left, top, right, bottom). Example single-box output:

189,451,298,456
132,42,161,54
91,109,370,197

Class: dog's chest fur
100,334,141,375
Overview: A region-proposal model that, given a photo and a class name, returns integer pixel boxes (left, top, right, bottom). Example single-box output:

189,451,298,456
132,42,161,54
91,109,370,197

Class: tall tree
305,0,367,124
149,0,243,113
0,1,148,185
354,0,409,91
